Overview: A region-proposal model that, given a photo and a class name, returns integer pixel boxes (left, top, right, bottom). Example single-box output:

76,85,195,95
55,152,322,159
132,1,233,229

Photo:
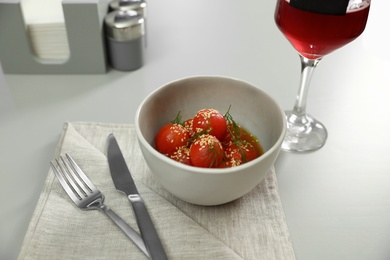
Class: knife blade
107,133,168,260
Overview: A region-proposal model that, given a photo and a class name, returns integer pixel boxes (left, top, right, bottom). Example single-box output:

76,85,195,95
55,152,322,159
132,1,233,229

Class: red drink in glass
274,0,371,152
275,0,370,59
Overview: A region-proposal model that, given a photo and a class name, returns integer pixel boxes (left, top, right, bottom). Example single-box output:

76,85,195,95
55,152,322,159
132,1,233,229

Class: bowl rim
134,75,287,175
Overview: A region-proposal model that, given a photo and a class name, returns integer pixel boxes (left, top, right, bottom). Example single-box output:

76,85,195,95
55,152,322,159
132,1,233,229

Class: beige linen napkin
18,122,295,260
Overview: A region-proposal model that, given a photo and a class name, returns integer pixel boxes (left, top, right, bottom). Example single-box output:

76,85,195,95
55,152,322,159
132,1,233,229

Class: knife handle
128,195,168,260
99,204,150,258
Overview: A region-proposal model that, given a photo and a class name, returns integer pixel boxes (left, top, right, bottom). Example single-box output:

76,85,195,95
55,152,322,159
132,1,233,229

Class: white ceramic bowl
135,76,286,205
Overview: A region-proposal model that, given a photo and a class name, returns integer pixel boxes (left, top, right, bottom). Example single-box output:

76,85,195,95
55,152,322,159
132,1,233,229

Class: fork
50,153,150,258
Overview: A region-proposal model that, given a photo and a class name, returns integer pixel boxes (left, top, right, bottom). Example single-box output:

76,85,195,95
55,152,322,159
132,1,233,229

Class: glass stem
291,55,321,120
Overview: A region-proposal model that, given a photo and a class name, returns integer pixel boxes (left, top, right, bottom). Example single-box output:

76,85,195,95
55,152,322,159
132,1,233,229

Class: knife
107,133,168,260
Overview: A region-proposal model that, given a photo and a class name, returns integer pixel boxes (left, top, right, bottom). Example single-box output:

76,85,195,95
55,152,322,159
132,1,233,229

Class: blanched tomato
218,157,242,168
222,122,241,146
184,118,196,138
190,134,224,168
192,109,227,141
155,124,190,156
170,146,192,166
225,140,259,163
154,107,263,169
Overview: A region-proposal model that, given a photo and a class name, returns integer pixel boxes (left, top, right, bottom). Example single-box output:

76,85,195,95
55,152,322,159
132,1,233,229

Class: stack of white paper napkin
21,0,70,61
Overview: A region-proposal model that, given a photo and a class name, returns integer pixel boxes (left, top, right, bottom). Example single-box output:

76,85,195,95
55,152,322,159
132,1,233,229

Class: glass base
282,111,327,152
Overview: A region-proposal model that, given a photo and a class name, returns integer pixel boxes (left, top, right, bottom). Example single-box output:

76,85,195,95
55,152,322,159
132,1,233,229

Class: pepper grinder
109,0,147,46
109,0,147,17
104,10,145,71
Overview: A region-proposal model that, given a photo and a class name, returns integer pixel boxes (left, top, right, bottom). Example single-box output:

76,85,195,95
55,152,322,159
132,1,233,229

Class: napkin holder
0,0,109,74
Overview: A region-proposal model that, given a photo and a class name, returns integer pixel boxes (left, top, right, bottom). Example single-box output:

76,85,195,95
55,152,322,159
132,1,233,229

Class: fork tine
65,153,98,193
61,155,91,197
50,160,81,202
59,156,89,198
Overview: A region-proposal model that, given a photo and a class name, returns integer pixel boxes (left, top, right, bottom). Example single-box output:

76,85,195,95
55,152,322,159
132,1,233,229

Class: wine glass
274,0,371,152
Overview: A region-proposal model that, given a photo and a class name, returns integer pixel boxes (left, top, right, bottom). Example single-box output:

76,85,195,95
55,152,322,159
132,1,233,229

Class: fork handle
99,204,150,258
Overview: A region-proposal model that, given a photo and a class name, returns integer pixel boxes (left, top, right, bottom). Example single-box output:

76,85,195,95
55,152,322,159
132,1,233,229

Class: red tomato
155,108,263,168
190,134,224,168
192,109,227,141
155,124,190,156
222,122,242,146
183,118,196,138
170,146,192,166
225,140,259,163
217,158,241,168
217,161,230,168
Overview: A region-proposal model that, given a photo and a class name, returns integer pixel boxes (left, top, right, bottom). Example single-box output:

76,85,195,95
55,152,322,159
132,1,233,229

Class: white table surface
1,0,390,259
